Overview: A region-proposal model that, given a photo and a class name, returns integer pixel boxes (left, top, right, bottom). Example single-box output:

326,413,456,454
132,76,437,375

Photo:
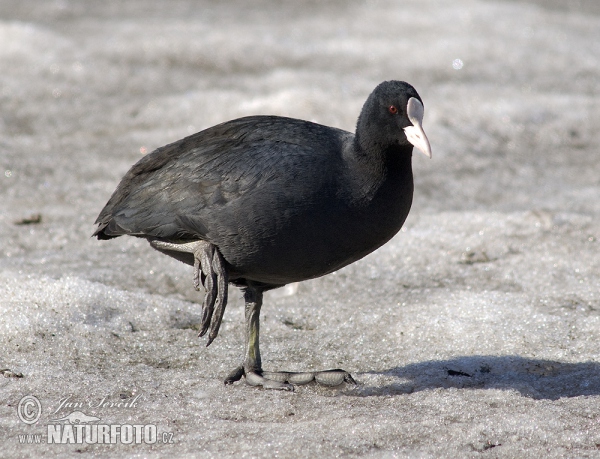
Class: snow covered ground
1,0,599,457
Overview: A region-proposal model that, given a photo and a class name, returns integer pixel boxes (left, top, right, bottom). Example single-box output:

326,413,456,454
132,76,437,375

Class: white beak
403,97,432,159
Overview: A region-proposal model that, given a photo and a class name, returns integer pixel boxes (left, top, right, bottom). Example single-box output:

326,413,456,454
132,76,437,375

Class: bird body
95,116,414,286
94,81,431,389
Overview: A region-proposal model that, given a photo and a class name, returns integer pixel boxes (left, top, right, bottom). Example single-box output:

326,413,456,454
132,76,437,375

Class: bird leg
148,239,228,346
224,286,293,390
224,284,356,390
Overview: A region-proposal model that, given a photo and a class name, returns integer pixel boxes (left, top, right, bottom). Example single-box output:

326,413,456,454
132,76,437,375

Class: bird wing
94,116,347,242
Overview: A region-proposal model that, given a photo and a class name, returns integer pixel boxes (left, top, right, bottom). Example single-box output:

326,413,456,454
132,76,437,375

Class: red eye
388,105,398,114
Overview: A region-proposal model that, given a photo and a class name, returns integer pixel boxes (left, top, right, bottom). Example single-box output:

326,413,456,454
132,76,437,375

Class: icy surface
1,0,599,457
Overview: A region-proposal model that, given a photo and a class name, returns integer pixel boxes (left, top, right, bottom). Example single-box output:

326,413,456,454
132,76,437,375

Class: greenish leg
224,284,356,390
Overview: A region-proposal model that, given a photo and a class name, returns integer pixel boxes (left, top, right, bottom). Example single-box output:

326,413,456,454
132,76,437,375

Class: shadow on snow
355,355,600,400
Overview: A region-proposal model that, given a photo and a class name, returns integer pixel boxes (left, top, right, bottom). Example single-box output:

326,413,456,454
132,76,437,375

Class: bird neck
347,136,414,201
335,139,414,256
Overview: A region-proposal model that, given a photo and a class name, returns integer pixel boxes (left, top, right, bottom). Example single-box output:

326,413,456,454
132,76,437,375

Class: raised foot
148,239,228,346
224,366,356,390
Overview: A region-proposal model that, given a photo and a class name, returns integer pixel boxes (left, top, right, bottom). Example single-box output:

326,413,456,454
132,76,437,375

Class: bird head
357,80,432,159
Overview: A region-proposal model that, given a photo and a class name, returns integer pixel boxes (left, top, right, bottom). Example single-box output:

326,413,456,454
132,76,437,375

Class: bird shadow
352,355,600,400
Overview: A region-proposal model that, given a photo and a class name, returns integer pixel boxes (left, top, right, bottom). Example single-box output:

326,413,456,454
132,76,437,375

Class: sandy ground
1,0,599,457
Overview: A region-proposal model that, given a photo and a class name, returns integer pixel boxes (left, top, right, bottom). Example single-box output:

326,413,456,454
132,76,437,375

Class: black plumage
94,80,431,389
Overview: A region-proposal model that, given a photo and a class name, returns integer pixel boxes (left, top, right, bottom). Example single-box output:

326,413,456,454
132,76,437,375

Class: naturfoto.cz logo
16,395,174,445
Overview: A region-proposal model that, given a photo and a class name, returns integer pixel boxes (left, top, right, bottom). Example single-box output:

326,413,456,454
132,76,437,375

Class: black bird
93,80,432,390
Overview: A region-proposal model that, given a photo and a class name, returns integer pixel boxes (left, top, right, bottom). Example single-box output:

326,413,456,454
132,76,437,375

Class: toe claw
198,323,209,338
224,366,244,385
344,373,358,385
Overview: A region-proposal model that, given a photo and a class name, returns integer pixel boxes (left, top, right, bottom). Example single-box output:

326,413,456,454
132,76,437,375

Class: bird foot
224,366,356,390
148,239,228,346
